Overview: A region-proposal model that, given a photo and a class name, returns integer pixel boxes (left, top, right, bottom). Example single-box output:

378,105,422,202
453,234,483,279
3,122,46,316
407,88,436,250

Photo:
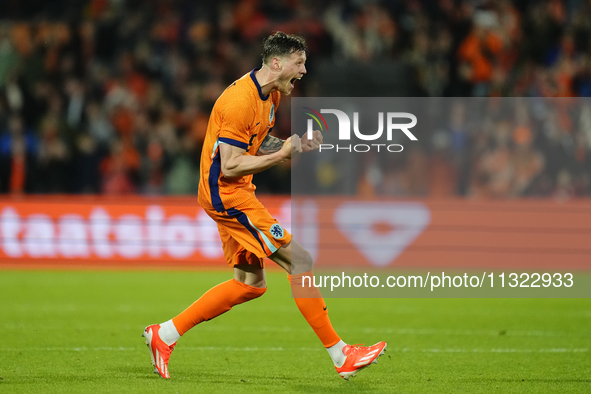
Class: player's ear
271,56,282,72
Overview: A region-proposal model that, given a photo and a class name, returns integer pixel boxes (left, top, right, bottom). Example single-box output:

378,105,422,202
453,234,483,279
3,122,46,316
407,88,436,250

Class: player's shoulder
220,72,256,101
213,78,255,118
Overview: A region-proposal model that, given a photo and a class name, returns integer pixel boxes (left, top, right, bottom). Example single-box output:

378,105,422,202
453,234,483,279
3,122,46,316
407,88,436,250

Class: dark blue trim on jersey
226,208,266,252
208,150,225,212
219,137,248,150
250,68,269,101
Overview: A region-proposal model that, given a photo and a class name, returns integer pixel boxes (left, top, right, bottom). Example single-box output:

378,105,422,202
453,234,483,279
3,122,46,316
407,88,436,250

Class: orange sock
172,279,266,335
288,271,341,348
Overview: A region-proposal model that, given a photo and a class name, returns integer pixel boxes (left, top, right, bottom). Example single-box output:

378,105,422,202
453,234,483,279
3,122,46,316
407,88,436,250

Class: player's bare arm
257,130,323,156
220,136,302,177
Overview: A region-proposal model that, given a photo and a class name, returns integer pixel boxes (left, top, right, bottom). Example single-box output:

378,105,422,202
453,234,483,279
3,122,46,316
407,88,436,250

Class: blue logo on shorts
270,224,283,239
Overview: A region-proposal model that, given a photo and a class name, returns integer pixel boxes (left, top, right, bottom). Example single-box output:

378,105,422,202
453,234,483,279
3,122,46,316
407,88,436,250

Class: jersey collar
250,68,270,101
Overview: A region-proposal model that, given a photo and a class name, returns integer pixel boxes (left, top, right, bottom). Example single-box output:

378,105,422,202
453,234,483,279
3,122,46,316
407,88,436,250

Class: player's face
278,51,307,95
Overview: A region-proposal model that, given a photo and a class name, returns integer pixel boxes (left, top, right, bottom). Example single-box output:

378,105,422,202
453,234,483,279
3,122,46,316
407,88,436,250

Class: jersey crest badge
270,223,283,239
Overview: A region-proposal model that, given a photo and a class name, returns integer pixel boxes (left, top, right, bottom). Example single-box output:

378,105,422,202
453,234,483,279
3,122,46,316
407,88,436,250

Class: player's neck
254,66,279,96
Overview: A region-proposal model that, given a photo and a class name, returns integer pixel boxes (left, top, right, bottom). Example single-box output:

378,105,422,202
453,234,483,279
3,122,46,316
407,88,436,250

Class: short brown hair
261,31,308,64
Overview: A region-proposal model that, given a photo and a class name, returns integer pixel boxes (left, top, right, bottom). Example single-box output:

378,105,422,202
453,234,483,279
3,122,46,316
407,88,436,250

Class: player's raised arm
220,136,301,177
258,130,322,156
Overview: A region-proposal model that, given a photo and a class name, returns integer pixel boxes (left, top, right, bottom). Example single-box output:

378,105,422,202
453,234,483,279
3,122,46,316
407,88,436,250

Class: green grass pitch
1,270,589,393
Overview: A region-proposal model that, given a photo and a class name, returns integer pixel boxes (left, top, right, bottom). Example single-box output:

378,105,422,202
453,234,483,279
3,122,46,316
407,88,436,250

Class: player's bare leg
270,240,387,379
233,262,266,288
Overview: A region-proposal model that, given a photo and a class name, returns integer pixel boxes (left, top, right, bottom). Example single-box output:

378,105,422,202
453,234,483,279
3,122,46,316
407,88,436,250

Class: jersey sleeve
218,98,255,150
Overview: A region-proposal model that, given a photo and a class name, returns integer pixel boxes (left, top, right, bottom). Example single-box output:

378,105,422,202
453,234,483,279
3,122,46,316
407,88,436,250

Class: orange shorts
201,197,292,268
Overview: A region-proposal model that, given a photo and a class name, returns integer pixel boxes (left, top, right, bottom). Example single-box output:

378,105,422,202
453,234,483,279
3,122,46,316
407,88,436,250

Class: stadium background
0,0,590,268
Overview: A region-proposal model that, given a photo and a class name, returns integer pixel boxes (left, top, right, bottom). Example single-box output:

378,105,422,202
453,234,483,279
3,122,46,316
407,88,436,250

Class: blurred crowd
348,97,591,200
0,0,590,197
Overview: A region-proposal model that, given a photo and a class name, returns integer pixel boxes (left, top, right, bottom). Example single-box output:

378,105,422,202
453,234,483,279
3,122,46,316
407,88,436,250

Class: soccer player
143,32,386,380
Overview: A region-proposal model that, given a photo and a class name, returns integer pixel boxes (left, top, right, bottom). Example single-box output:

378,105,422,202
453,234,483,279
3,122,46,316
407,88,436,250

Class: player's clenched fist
302,130,323,152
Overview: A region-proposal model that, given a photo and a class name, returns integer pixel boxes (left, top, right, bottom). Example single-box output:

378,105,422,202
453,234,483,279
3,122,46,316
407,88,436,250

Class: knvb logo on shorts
270,223,284,239
303,107,417,153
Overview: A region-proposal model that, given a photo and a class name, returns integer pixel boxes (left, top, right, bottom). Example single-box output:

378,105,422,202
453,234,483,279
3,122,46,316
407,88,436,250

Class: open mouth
290,76,301,88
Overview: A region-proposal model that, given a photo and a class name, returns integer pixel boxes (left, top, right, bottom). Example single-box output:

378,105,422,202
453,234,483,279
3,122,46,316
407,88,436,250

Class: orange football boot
335,342,387,380
142,324,176,378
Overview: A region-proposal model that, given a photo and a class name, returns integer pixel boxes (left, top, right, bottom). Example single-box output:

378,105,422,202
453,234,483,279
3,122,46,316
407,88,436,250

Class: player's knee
234,275,267,290
294,249,314,272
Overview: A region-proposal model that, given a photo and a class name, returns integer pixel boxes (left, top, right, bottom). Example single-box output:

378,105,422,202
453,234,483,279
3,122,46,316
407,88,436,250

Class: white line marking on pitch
191,325,589,338
1,347,587,353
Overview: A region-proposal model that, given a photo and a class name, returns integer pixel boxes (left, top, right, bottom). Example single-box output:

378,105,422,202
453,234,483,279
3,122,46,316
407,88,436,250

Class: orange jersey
198,69,281,212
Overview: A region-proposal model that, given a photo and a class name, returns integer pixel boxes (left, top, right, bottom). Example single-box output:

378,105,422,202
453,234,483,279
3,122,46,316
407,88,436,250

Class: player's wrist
273,150,289,163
